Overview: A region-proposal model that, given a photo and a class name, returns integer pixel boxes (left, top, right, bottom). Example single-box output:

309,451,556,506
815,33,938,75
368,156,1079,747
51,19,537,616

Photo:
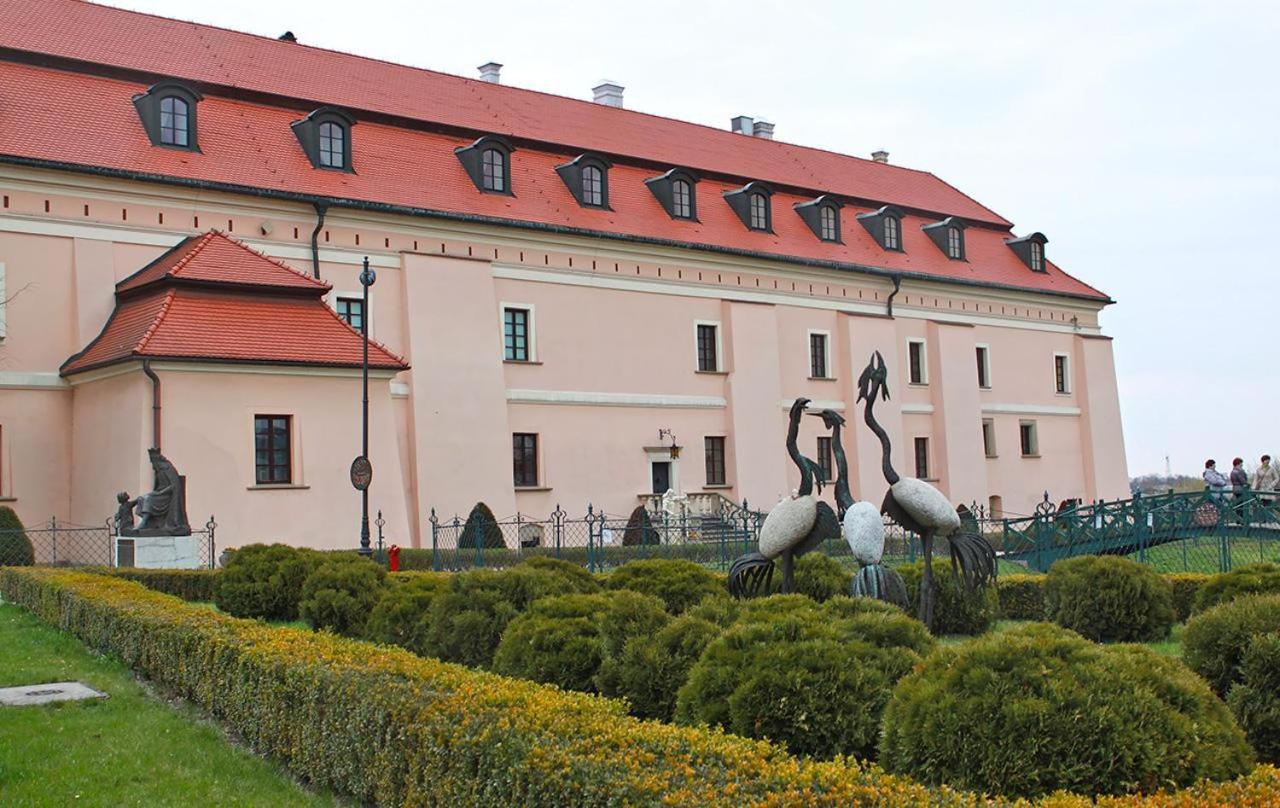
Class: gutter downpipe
310,201,329,279
886,274,902,318
141,359,161,451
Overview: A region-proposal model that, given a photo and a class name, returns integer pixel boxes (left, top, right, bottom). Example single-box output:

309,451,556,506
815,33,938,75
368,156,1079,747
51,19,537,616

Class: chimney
871,150,890,164
592,81,624,108
278,31,297,42
731,115,754,135
478,62,503,84
752,120,775,140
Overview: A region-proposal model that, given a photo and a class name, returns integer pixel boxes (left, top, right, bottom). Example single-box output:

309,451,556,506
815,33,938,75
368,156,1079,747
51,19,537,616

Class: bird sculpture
856,351,996,629
728,397,840,598
810,408,908,609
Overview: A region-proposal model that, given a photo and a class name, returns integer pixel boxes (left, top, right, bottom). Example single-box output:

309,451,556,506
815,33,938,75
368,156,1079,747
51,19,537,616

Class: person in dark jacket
1230,457,1249,518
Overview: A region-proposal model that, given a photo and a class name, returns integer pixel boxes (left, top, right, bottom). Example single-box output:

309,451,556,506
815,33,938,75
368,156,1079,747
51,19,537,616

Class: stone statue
120,448,191,536
114,491,136,534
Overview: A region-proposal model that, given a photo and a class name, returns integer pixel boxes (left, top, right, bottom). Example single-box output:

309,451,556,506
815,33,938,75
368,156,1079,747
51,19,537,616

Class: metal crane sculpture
810,408,908,609
728,397,840,598
857,351,996,629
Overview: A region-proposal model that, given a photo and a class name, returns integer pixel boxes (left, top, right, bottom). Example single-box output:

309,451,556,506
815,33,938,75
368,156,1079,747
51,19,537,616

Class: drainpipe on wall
309,201,329,279
141,359,161,451
885,275,902,318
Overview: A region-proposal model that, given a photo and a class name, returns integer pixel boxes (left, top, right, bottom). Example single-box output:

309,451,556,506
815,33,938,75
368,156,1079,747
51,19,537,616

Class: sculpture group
114,448,191,537
728,351,997,631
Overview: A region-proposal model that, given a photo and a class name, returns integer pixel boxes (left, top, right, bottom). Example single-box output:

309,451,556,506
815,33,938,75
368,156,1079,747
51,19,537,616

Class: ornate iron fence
0,516,218,569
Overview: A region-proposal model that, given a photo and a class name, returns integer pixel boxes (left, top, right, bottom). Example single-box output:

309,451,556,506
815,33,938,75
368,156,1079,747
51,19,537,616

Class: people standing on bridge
1230,457,1250,517
1204,459,1229,498
1255,455,1279,503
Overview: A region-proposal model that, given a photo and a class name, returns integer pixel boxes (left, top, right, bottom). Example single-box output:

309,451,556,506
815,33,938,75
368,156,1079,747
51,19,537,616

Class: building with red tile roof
0,1,1127,555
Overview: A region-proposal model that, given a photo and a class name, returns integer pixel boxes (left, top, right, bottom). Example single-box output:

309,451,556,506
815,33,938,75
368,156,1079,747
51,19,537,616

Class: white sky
103,0,1280,477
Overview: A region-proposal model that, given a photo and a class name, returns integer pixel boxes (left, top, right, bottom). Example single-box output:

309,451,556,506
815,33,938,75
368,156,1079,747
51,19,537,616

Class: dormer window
555,153,611,208
1006,232,1049,272
794,195,843,243
132,81,202,151
456,136,515,195
856,205,906,252
645,168,699,220
291,107,355,171
723,181,773,232
922,217,967,260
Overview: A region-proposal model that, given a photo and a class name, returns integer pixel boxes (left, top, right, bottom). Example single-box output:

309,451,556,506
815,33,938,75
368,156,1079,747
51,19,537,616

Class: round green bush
0,506,34,566
1043,555,1174,642
621,506,659,546
596,614,722,721
996,574,1045,621
769,553,851,602
420,570,519,667
1226,632,1280,764
364,572,451,652
213,544,322,620
492,590,668,692
300,557,387,635
1195,563,1280,614
880,623,1253,798
1168,573,1211,622
458,501,504,549
674,594,931,758
604,558,722,613
1184,593,1280,695
897,559,997,635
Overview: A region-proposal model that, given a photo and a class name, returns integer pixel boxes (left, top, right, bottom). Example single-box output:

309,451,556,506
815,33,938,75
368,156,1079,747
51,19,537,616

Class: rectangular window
254,415,292,484
1030,241,1044,271
696,323,719,372
817,437,833,484
982,418,997,458
913,437,929,479
809,332,829,378
1054,354,1070,394
336,296,364,332
976,345,991,388
513,433,539,487
504,307,530,362
704,436,727,486
1020,421,1039,457
908,340,926,384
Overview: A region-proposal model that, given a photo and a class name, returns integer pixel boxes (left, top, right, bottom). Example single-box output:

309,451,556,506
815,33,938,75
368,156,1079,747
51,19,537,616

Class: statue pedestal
114,534,200,569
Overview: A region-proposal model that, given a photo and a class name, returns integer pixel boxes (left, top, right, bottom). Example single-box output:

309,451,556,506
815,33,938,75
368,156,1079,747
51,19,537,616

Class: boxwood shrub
996,574,1045,620
604,558,722,613
300,557,388,636
1227,632,1280,764
1184,593,1280,695
897,560,997,635
880,623,1253,798
1195,563,1280,614
458,501,504,549
596,614,722,721
1169,572,1211,622
364,572,451,653
0,506,34,566
1043,555,1174,642
104,568,219,602
769,553,851,602
213,543,322,620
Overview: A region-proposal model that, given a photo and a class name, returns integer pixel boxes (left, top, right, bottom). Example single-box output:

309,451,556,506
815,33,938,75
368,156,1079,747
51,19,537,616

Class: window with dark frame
254,415,292,484
581,165,604,207
696,324,718,372
513,433,539,487
976,346,990,388
1054,355,1069,393
820,206,838,241
318,121,345,169
908,341,925,384
672,179,693,218
748,192,769,230
884,215,901,250
817,436,833,483
947,226,963,259
1030,240,1044,271
704,436,727,486
914,437,929,479
1020,421,1039,457
482,148,506,192
159,96,189,147
336,297,364,332
810,332,829,378
982,419,997,457
504,307,530,361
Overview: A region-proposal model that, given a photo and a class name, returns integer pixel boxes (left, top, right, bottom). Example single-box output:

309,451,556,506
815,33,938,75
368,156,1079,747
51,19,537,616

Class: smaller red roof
63,232,406,375
116,230,331,295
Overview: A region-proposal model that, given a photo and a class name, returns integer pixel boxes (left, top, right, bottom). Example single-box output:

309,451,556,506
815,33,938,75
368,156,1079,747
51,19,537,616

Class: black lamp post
353,257,376,556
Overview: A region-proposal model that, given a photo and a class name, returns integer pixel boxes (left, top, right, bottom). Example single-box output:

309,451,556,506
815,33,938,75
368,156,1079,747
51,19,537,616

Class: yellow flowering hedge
2,567,1279,807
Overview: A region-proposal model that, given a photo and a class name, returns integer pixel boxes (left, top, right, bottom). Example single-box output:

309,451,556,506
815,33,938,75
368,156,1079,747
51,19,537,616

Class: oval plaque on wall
350,455,373,491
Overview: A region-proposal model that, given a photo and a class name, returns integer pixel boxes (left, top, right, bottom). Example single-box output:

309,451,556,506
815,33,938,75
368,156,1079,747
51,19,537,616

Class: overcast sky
106,0,1279,477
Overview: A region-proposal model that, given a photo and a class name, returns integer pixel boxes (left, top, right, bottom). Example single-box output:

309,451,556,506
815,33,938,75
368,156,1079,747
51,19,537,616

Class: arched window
820,206,838,241
1029,240,1044,271
672,179,693,219
482,148,506,192
749,192,769,230
581,165,604,207
947,226,962,258
884,215,901,250
319,121,345,169
159,96,189,147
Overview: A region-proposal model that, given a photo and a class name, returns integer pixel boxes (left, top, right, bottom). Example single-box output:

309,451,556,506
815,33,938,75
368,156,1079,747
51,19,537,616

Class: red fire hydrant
388,544,401,572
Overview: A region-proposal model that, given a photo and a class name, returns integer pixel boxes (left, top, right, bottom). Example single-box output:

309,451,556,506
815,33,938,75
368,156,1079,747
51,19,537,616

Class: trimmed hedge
881,623,1254,799
5,568,1280,806
898,560,998,635
1227,633,1280,764
213,543,322,621
1195,563,1280,614
1169,573,1211,622
996,574,1045,620
104,568,219,602
1185,593,1280,695
1043,555,1174,643
597,614,723,721
769,553,852,602
299,557,388,635
603,558,722,613
364,572,451,653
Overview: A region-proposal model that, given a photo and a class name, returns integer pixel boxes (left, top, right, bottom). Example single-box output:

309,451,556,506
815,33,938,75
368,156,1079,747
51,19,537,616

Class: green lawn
1125,535,1280,574
0,603,343,808
939,619,1185,658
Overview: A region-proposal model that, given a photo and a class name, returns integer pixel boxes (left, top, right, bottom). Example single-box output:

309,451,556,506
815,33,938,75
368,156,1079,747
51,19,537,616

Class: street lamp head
359,267,377,287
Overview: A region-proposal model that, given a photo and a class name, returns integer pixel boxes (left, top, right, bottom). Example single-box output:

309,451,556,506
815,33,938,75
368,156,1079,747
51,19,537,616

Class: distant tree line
1130,474,1205,496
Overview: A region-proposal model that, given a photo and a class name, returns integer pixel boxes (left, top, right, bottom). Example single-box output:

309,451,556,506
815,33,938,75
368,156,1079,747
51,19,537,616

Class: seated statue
120,448,191,536
114,491,137,534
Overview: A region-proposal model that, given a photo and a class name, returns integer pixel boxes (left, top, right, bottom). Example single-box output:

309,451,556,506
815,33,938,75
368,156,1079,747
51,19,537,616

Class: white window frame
693,319,723,373
807,329,832,379
982,418,997,458
329,290,372,335
1053,352,1072,395
249,412,304,488
512,431,542,488
646,446,681,495
975,343,992,389
501,302,537,363
1019,420,1040,458
906,338,928,385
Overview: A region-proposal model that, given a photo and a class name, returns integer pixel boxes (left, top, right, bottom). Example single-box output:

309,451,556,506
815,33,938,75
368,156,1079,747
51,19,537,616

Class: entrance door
651,461,672,494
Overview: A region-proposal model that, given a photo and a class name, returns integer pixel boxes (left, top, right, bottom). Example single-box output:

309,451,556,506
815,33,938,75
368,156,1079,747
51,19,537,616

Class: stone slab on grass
0,681,107,706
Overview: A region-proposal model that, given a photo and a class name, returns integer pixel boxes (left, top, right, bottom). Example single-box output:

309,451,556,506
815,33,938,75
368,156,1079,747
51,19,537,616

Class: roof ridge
165,229,219,279
211,230,331,289
134,288,177,356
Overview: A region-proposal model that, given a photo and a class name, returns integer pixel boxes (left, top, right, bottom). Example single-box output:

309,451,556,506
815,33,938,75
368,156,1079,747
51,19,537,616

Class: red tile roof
62,232,406,375
0,1,1108,302
117,230,331,294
